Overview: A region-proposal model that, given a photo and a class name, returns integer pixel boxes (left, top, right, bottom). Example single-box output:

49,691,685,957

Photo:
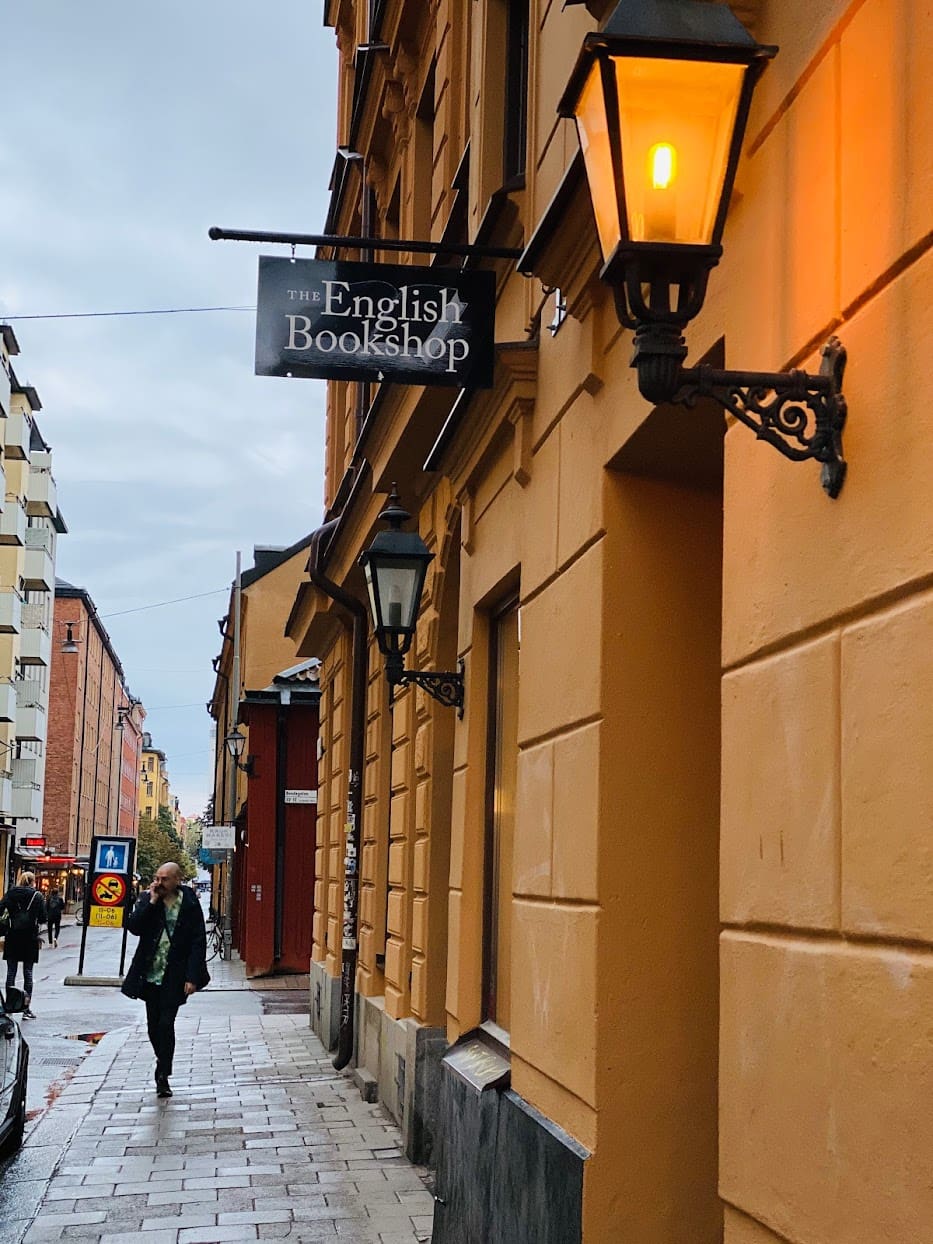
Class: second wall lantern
359,489,465,715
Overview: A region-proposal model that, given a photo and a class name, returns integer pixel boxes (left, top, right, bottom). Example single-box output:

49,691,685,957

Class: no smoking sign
92,873,126,906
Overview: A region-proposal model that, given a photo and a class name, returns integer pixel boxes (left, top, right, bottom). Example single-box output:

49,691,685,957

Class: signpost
255,257,495,389
76,835,136,980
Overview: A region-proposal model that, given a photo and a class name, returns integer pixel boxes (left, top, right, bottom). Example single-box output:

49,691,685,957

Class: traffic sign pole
72,835,136,984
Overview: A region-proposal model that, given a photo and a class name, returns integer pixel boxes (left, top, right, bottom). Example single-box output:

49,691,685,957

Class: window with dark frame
503,0,530,182
482,596,520,1030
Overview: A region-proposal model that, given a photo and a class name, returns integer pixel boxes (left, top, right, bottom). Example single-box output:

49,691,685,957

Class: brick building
44,582,142,890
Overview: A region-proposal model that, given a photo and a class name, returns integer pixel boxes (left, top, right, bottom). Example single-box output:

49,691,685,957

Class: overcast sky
1,3,337,817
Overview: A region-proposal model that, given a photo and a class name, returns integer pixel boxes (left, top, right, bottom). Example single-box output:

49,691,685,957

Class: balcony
15,678,42,708
26,465,56,520
0,774,12,819
0,498,25,546
12,781,41,822
0,353,11,418
0,590,20,635
19,621,50,666
21,602,47,629
4,408,29,461
15,702,46,742
0,681,15,723
11,756,39,786
23,528,53,591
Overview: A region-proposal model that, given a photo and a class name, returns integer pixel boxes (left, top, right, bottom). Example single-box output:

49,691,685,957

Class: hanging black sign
255,256,495,389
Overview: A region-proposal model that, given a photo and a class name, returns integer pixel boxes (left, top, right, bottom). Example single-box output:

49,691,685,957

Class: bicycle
205,918,224,962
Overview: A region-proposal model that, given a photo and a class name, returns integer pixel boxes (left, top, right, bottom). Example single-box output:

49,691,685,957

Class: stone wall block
840,0,932,308
551,722,600,903
722,247,933,666
721,934,933,1243
511,901,598,1110
512,741,554,898
519,542,604,740
841,590,933,941
721,635,840,928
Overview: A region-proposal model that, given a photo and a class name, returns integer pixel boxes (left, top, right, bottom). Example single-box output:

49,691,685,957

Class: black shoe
156,1076,172,1098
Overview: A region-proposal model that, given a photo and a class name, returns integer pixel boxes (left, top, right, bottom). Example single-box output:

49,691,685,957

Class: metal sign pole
76,888,90,975
222,552,242,961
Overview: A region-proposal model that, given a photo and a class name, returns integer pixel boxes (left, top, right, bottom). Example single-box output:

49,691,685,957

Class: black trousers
140,982,180,1078
48,917,61,942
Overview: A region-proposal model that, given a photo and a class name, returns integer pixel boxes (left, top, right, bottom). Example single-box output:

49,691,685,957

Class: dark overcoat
0,884,47,963
121,886,209,1007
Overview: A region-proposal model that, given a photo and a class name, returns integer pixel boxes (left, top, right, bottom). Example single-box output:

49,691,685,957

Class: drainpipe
307,516,367,1072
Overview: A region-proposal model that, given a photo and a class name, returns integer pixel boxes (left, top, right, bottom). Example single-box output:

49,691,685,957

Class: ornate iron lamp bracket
385,656,465,717
669,337,848,499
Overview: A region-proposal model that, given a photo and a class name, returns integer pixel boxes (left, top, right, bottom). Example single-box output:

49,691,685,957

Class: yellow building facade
139,736,171,823
288,1,933,1240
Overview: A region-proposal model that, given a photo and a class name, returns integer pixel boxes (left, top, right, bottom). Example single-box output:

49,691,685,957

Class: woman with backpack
0,871,46,1019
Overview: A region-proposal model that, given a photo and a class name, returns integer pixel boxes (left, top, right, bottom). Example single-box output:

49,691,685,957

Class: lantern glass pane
370,559,422,632
613,56,745,245
575,62,622,261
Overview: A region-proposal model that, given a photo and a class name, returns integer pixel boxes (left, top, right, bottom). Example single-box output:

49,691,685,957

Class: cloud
5,1,338,813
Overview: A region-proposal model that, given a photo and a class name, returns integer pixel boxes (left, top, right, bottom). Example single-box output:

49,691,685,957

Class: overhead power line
100,588,228,618
4,306,253,321
144,703,209,711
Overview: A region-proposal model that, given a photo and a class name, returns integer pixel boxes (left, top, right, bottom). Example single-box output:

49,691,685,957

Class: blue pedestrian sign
93,839,130,875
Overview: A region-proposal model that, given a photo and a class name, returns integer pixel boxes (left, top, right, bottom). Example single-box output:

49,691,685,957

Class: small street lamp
224,725,255,776
359,488,464,714
61,623,79,654
556,0,848,497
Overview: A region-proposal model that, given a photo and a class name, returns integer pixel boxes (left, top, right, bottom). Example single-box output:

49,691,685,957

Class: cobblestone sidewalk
4,1012,435,1244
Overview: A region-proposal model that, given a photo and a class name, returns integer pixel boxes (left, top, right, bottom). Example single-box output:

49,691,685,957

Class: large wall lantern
558,0,848,497
359,489,464,714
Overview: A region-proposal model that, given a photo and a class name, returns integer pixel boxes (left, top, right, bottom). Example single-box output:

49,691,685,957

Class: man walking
121,862,209,1098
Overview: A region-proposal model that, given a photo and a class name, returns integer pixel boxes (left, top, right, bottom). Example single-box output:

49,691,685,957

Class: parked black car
0,986,28,1158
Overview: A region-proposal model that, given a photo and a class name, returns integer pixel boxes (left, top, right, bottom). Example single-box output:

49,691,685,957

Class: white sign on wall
202,824,236,849
284,789,318,805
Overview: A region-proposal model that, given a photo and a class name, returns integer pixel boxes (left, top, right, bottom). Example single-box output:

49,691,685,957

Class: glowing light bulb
649,143,677,191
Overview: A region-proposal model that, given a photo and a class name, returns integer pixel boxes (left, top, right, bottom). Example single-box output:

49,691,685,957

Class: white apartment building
0,324,66,886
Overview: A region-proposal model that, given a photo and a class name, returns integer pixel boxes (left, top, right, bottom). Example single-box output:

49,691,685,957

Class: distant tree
137,815,196,882
157,803,179,844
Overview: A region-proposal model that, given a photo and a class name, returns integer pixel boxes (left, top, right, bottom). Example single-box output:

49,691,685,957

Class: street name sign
284,789,317,804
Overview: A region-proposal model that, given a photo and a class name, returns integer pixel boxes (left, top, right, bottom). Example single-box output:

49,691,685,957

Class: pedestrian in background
0,871,46,1018
47,888,64,947
121,862,209,1098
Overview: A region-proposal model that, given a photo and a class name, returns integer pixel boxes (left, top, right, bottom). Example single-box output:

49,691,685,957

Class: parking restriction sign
92,873,126,906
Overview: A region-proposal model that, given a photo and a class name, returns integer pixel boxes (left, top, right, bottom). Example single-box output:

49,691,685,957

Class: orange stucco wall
297,0,933,1237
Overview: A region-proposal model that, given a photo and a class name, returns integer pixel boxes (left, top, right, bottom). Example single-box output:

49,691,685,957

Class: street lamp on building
554,0,848,497
224,725,254,776
61,623,78,654
359,488,464,714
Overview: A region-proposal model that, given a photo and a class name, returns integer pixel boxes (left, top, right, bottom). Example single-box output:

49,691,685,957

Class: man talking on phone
122,862,209,1098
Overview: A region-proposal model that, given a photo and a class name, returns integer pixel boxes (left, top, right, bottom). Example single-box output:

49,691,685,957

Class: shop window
482,596,519,1031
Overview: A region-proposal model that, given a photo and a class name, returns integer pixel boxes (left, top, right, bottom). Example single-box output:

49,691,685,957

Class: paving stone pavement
2,1012,435,1244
